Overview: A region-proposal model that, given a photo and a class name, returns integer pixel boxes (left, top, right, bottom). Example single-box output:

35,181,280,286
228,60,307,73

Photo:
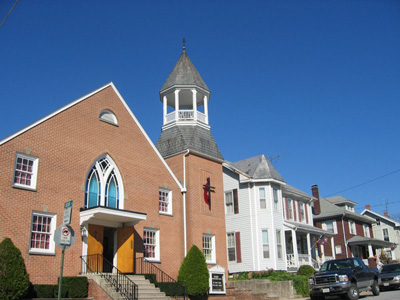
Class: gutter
342,213,349,258
182,149,190,256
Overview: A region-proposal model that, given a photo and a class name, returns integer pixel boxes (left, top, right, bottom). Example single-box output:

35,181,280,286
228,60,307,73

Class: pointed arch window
85,155,124,209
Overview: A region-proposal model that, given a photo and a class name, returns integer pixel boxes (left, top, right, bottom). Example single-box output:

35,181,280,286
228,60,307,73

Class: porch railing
81,255,138,300
298,254,310,266
135,257,187,299
286,254,296,267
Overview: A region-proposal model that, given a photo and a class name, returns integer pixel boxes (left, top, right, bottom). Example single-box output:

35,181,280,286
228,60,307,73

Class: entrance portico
80,206,147,273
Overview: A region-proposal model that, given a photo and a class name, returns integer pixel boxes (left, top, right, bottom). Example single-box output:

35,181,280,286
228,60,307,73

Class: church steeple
160,40,210,130
156,42,223,161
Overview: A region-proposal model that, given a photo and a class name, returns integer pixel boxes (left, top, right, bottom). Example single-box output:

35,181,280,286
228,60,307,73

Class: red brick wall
0,86,185,284
166,153,228,275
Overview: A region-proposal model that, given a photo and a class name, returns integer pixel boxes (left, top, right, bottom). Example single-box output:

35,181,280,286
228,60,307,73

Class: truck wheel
345,283,359,300
371,279,380,296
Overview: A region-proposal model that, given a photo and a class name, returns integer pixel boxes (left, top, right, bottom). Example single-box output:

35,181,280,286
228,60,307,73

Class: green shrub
297,265,315,277
0,238,30,300
177,245,209,299
157,282,187,297
33,285,56,298
267,271,309,296
61,277,88,298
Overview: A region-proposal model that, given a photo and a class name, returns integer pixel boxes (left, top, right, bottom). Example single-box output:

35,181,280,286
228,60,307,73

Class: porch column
331,236,336,259
192,89,197,120
292,229,299,268
306,233,311,265
204,95,209,124
163,96,167,125
174,90,180,120
321,242,326,262
368,243,373,257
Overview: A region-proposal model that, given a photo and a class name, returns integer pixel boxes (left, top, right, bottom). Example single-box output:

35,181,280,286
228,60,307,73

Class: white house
223,155,332,273
361,206,400,261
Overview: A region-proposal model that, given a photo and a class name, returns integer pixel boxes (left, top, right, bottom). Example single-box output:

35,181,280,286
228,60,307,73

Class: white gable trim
361,209,400,227
0,82,184,191
109,83,183,191
0,83,113,146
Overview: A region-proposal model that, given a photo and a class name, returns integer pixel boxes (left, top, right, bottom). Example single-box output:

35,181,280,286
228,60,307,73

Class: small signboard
63,200,73,225
208,265,226,295
54,225,75,249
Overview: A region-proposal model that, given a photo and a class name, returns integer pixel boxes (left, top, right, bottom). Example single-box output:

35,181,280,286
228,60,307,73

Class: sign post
55,201,75,300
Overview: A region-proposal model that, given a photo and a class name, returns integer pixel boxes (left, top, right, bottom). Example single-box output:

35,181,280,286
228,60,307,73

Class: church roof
230,155,285,183
156,126,223,161
161,49,210,92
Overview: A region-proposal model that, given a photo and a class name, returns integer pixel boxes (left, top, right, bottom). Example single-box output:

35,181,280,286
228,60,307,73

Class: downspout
182,150,190,256
341,213,349,258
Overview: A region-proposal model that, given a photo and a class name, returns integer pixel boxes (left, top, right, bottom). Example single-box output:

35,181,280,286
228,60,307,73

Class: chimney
312,185,321,215
384,211,389,217
365,204,371,210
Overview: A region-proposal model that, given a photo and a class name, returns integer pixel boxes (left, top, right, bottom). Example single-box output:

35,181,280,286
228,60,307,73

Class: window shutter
233,189,239,214
235,232,242,263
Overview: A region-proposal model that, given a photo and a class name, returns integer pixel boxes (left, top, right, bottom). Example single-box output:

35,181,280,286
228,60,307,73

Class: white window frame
99,109,118,126
227,232,236,262
159,188,172,215
349,220,356,235
259,187,266,209
13,153,39,190
29,211,56,255
300,202,305,222
288,198,293,220
262,229,270,259
383,228,389,242
323,220,337,234
225,191,234,215
203,234,216,264
273,187,279,211
363,224,370,237
144,228,160,262
276,230,282,259
335,245,342,254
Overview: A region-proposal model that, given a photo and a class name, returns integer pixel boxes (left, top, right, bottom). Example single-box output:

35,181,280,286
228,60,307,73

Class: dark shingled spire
161,43,209,92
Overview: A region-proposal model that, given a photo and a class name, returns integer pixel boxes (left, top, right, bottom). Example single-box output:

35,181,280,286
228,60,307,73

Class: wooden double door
87,224,134,273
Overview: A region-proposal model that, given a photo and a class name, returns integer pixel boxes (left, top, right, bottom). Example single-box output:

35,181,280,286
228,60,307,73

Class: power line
324,168,400,197
0,0,20,28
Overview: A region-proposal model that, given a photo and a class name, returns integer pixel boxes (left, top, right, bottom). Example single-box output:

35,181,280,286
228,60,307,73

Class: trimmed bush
297,265,315,277
0,238,30,300
33,285,56,298
178,245,209,299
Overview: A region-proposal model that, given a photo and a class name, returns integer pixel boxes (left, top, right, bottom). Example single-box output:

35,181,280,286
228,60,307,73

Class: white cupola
160,39,211,131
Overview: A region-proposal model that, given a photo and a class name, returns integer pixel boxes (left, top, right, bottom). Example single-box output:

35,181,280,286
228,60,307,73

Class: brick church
0,45,228,291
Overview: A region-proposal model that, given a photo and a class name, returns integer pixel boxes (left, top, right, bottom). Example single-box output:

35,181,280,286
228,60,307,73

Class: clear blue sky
1,1,400,217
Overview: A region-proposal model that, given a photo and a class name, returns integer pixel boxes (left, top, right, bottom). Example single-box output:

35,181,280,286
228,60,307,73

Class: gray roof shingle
229,155,285,182
156,126,223,160
161,50,209,92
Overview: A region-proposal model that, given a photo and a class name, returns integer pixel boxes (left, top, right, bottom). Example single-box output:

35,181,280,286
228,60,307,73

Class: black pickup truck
308,257,380,300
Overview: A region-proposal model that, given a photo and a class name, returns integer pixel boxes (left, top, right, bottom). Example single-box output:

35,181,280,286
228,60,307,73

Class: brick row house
311,185,392,265
223,155,332,273
0,46,228,294
361,207,400,261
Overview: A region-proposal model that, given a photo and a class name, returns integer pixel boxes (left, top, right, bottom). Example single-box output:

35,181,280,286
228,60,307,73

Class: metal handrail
135,257,187,299
80,254,138,300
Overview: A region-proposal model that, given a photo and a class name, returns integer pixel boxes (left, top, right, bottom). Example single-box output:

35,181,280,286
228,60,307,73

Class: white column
192,89,197,120
321,243,326,262
292,229,299,268
368,243,373,257
306,233,311,265
174,90,180,121
331,237,336,259
163,96,167,125
204,95,209,124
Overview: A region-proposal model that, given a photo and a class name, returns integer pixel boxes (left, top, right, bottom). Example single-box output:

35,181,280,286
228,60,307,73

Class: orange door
117,227,134,273
88,224,104,272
